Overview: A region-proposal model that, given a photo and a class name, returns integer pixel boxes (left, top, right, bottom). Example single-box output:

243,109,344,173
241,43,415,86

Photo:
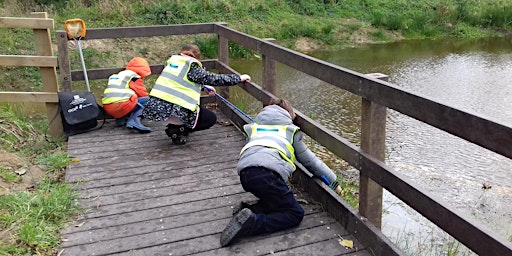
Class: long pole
76,39,90,92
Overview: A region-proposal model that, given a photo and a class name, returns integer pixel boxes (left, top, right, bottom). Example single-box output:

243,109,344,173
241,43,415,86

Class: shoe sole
126,125,151,134
220,208,253,247
165,126,186,139
171,136,187,145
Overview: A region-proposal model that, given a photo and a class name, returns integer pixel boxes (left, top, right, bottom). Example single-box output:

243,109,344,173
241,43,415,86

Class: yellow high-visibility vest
102,70,139,104
149,55,203,111
240,123,299,169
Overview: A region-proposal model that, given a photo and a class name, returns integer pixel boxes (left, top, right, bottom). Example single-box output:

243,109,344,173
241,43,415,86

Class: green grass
0,179,80,255
339,180,359,209
0,104,79,255
2,0,510,94
0,166,22,183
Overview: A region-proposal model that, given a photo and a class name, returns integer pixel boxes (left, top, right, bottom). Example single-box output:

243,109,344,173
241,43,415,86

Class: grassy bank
2,0,512,90
2,0,512,54
0,104,81,255
1,0,511,91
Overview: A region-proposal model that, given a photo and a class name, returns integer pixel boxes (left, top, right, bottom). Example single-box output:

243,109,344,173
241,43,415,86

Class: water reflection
231,36,512,253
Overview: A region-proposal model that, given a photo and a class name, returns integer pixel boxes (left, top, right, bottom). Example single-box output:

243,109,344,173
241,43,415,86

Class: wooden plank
66,138,243,172
262,38,277,94
66,121,237,150
0,16,53,29
271,237,372,256
359,74,388,229
62,211,338,255
66,126,241,158
73,163,238,196
62,193,257,234
62,205,238,246
0,55,57,67
78,183,244,211
191,221,356,256
31,12,61,139
70,59,217,81
64,197,327,246
56,31,72,91
81,175,241,207
0,92,58,103
61,23,222,40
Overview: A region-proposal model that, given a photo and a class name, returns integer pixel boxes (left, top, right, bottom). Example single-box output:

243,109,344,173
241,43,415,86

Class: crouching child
220,98,342,247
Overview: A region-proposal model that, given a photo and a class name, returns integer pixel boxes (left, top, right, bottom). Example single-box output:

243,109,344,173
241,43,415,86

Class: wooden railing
17,21,510,256
0,12,62,138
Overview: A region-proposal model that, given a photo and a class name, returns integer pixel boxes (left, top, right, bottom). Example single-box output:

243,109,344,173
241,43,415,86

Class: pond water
230,36,512,255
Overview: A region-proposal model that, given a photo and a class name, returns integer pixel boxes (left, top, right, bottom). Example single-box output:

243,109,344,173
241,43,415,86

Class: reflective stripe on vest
240,124,299,169
149,55,202,111
102,70,139,104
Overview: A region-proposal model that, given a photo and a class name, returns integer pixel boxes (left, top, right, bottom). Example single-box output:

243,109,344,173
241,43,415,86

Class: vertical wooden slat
216,23,230,100
56,31,72,92
359,73,389,229
262,38,276,96
31,12,62,139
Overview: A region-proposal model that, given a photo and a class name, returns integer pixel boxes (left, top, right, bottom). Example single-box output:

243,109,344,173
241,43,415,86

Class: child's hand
334,185,342,195
203,85,216,95
328,181,343,196
240,74,251,82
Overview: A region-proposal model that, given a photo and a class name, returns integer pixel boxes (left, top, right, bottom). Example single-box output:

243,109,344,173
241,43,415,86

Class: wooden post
31,12,62,139
57,30,72,92
359,73,389,229
218,27,230,100
262,38,276,95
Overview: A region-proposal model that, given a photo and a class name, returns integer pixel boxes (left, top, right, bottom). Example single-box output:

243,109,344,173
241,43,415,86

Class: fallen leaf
216,120,232,126
70,158,80,162
15,168,27,175
297,198,309,205
339,239,354,248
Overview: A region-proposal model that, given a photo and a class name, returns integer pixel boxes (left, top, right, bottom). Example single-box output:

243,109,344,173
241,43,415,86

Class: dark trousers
239,166,305,235
190,106,217,132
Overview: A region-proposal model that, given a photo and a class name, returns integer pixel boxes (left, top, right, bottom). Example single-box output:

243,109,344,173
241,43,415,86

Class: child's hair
267,98,296,120
180,44,201,60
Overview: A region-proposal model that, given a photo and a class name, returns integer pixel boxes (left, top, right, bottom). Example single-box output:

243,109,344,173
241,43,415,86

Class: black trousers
190,106,217,132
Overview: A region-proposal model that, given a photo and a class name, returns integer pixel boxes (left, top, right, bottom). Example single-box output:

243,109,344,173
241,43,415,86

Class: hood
126,57,151,78
254,105,293,125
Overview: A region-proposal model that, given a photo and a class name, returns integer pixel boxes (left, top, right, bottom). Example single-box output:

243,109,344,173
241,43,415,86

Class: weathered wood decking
59,109,372,256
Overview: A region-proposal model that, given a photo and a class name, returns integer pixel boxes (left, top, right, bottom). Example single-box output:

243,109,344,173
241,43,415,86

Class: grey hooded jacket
236,105,337,183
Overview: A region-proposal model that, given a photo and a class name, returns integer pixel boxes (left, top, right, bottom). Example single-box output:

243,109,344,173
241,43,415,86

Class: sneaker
172,135,187,145
165,125,187,145
220,208,254,247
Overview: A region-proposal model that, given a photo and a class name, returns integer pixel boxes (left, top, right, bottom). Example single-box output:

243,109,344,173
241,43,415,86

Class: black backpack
53,91,105,139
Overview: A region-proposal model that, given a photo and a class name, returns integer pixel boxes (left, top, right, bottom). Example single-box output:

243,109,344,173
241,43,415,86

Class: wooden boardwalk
59,109,372,256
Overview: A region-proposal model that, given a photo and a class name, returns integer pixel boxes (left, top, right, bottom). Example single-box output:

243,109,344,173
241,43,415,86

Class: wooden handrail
0,92,58,103
0,55,58,67
0,16,54,29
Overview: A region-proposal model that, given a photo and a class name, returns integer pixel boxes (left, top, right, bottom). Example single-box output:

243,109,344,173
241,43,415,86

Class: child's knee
291,206,305,225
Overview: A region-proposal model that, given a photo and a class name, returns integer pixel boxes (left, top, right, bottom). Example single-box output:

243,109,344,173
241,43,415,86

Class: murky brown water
231,37,512,255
